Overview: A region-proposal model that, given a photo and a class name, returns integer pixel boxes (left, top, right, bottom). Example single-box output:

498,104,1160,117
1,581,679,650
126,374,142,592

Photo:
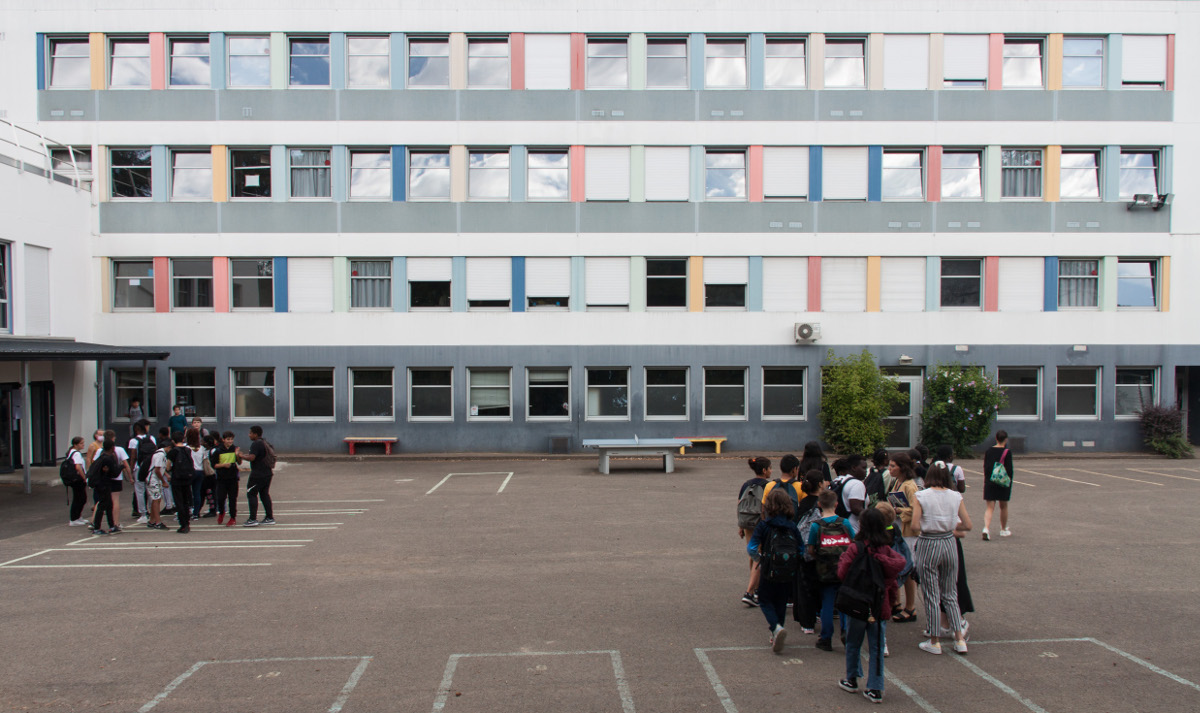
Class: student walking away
799,441,833,485
185,428,208,520
168,431,194,533
887,451,922,623
982,431,1014,540
911,462,973,655
105,429,130,531
168,405,188,436
737,456,773,607
863,449,889,506
211,431,242,527
199,433,219,517
936,444,967,494
807,490,855,651
239,425,276,526
762,453,804,521
830,454,868,531
60,437,89,526
88,440,119,535
128,420,156,522
747,488,803,653
872,501,912,657
792,470,825,635
146,439,173,530
835,507,905,704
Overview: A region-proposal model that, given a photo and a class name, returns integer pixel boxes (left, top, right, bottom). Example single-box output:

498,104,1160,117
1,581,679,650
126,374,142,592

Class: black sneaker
109,525,122,534
741,591,759,607
201,511,218,518
162,508,176,515
94,529,109,536
838,678,858,693
863,689,883,704
816,639,833,651
261,518,276,525
152,522,169,530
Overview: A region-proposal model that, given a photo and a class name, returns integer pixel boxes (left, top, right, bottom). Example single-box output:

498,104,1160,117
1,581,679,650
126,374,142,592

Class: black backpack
768,479,801,522
836,544,886,622
59,449,82,486
85,455,110,489
760,524,802,583
830,476,853,518
134,435,156,482
261,440,277,471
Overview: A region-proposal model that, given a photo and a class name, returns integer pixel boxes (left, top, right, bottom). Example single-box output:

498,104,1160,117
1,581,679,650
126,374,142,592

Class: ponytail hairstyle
747,456,772,477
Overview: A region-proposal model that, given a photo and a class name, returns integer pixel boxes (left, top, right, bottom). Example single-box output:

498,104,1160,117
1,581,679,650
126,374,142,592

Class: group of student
59,415,277,535
736,434,1016,705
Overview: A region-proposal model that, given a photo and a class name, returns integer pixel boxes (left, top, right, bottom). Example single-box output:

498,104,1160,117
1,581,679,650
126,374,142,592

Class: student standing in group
191,417,210,439
762,453,803,517
156,427,177,515
85,429,104,468
793,470,825,635
863,449,889,506
210,431,242,527
146,439,172,530
831,454,868,531
799,442,833,484
128,420,155,522
747,488,802,653
888,452,922,623
168,431,194,533
911,463,972,655
807,489,854,651
737,456,773,607
185,428,208,521
62,437,89,526
168,406,188,435
981,430,1014,540
89,440,119,535
239,425,275,527
198,433,219,517
105,429,130,531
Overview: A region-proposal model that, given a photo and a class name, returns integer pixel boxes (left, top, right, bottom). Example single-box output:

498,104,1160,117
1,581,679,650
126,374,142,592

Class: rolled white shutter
762,147,808,198
407,257,452,281
703,257,749,284
762,257,807,311
644,147,690,201
998,257,1044,312
821,257,867,312
822,147,868,200
585,147,630,201
525,34,571,90
1122,35,1167,84
288,257,334,313
585,257,629,305
943,35,989,81
23,245,50,335
884,35,929,90
466,257,511,300
525,257,570,297
880,257,926,312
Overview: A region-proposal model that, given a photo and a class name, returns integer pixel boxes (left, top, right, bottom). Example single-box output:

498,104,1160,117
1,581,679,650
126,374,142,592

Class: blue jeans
818,584,845,641
191,475,205,517
757,580,790,632
845,617,885,691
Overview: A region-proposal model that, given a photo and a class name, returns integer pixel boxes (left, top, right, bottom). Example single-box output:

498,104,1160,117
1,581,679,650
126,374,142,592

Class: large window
351,368,394,421
290,368,334,421
997,367,1040,419
704,258,748,310
527,150,569,201
1057,367,1099,419
350,260,392,310
409,151,451,200
290,148,332,199
1062,37,1104,88
586,38,628,88
112,260,155,310
110,148,152,199
646,38,688,88
1116,368,1156,418
765,38,805,88
468,150,509,200
527,368,569,420
1119,152,1159,198
1001,149,1042,198
230,149,272,198
467,369,511,420
705,38,746,88
115,369,157,420
171,259,213,310
230,258,274,310
646,259,688,309
645,368,688,420
50,147,93,189
1002,38,1043,88
1057,259,1099,308
763,368,805,420
0,245,8,332
171,150,212,201
941,151,982,200
110,38,150,88
942,34,988,88
172,369,216,419
705,150,747,200
467,37,509,88
1060,151,1101,200
704,368,747,420
169,37,210,87
882,151,923,200
289,37,330,86
824,39,865,88
347,36,389,88
408,38,450,88
232,368,275,420
410,368,452,420
525,257,570,310
940,259,982,309
1117,259,1157,308
228,36,271,88
49,38,90,89
586,368,629,420
350,150,391,200
408,258,452,310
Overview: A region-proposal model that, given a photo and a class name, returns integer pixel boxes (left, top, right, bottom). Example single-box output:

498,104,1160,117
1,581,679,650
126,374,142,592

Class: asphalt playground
1,454,1198,712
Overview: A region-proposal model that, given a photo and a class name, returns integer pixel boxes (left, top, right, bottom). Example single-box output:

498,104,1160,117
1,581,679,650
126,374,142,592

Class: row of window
47,32,1171,91
110,364,1156,424
96,145,1167,202
111,256,1163,313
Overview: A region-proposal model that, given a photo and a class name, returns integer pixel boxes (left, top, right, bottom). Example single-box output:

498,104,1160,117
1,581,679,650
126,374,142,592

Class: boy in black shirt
238,425,275,527
209,431,242,527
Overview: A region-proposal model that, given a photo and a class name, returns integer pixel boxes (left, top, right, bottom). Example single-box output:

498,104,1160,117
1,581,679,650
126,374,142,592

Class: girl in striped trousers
911,462,973,655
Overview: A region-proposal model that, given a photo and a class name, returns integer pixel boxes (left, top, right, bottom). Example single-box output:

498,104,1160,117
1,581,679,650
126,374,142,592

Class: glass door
885,374,923,449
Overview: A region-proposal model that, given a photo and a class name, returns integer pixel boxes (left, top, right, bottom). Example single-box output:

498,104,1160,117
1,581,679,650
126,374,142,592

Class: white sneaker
69,519,90,526
981,529,990,541
953,639,969,654
1000,528,1012,537
918,641,943,655
136,515,149,524
884,643,890,657
772,625,788,653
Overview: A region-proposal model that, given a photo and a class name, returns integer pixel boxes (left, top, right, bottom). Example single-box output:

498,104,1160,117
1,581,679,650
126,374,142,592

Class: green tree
920,362,1008,459
820,350,907,455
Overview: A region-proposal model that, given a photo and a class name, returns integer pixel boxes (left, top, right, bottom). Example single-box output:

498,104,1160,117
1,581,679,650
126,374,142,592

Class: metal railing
0,117,91,191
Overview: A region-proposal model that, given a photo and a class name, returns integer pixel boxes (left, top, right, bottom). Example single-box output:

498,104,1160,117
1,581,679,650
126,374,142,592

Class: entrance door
29,381,56,466
0,385,13,472
885,375,923,449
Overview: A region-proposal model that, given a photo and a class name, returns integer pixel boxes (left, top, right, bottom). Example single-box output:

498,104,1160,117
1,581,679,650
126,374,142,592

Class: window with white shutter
762,147,808,200
822,147,869,200
998,258,1044,312
23,245,51,336
703,257,748,310
943,34,989,88
525,34,571,90
585,257,629,309
525,257,571,309
1122,35,1167,88
883,35,929,90
466,257,511,310
585,147,630,201
287,257,334,313
407,257,452,310
821,257,867,312
880,258,925,312
644,147,690,201
762,257,807,311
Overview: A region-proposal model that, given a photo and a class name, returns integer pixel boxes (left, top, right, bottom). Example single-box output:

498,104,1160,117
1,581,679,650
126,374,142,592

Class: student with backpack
836,507,906,704
60,437,89,526
792,470,825,635
737,456,773,607
168,431,194,533
146,439,173,530
982,430,1014,540
799,442,833,485
830,454,868,531
238,425,276,526
887,451,922,623
88,440,120,535
762,453,803,519
807,489,855,651
911,462,972,655
746,488,803,653
935,444,967,494
128,420,156,523
863,449,889,506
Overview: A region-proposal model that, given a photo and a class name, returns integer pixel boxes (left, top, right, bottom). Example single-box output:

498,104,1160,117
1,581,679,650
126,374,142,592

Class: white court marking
1020,468,1101,487
431,650,635,713
137,655,372,713
425,472,515,496
4,562,271,569
1126,467,1200,482
272,499,384,503
1064,467,1164,487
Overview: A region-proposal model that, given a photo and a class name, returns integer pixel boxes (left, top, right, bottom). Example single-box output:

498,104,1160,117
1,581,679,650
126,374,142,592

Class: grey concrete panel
218,90,337,121
1056,90,1172,122
221,201,338,233
936,90,1055,121
459,90,576,121
38,90,96,121
936,201,1053,232
340,202,458,233
580,90,696,121
460,202,578,233
813,90,936,122
99,201,219,233
98,90,217,121
579,202,696,232
697,90,817,121
339,90,457,121
1054,202,1170,233
815,202,934,233
697,202,816,233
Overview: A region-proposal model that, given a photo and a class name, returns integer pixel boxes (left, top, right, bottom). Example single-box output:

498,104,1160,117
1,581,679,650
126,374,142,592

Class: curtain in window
1001,150,1042,198
291,149,331,197
1058,260,1098,307
351,260,391,308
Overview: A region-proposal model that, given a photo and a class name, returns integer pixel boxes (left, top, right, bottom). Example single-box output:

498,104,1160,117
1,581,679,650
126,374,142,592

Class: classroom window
1119,152,1159,198
109,38,150,88
407,258,452,310
1117,259,1157,308
350,260,392,310
705,150,747,199
230,149,271,198
115,369,158,420
110,148,152,199
228,36,271,87
525,257,570,310
232,368,275,420
289,38,330,86
646,259,688,309
408,38,450,88
112,260,155,310
586,368,629,419
1115,368,1156,417
704,368,747,420
1057,259,1099,308
587,38,628,88
468,150,509,200
349,150,391,199
170,150,212,201
882,151,923,200
467,37,509,88
705,284,746,309
646,368,688,420
824,39,865,88
765,38,805,88
704,258,748,310
763,368,805,420
466,257,511,310
1122,35,1168,89
585,257,630,310
230,258,274,310
705,38,747,88
351,368,394,421
50,147,93,189
410,368,452,420
762,146,808,199
290,368,334,421
1060,151,1101,200
290,148,331,199
646,38,688,88
997,367,1041,419
941,151,982,200
527,368,570,420
940,259,982,309
409,151,451,200
1001,149,1042,198
172,369,215,420
1057,367,1099,418
169,37,210,87
347,36,390,88
171,259,213,310
49,38,90,89
1003,38,1043,88
527,150,569,201
942,34,988,88
1062,37,1104,88
467,368,511,419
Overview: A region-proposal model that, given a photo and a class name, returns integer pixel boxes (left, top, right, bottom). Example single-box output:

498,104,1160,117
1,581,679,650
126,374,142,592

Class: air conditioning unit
794,322,821,343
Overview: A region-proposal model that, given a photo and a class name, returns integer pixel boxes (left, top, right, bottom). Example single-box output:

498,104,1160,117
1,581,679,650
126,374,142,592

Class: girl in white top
911,462,972,655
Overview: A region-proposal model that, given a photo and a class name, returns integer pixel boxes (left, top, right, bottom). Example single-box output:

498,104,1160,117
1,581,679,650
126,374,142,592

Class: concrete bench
343,437,398,455
678,436,728,454
582,437,693,474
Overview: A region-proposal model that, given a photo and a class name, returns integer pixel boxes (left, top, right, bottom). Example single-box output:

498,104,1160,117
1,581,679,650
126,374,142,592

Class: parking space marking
272,499,385,503
4,562,271,569
431,650,635,713
1127,467,1200,482
948,654,1050,713
1064,467,1164,486
426,472,515,496
68,538,313,546
1021,468,1101,487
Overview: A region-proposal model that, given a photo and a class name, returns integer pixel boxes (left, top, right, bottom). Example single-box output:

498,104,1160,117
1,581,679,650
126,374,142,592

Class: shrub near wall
920,362,1007,459
1138,405,1194,458
820,349,907,455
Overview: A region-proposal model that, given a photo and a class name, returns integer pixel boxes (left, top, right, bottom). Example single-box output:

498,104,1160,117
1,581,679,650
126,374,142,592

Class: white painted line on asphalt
69,539,313,546
329,656,374,713
432,650,635,713
4,563,272,569
1021,468,1101,487
971,638,1091,645
52,545,306,551
693,648,737,713
948,653,1050,713
497,471,515,493
1065,467,1164,487
0,550,53,567
1085,638,1200,692
426,472,515,495
1127,467,1200,482
395,478,414,482
137,661,206,713
272,499,384,503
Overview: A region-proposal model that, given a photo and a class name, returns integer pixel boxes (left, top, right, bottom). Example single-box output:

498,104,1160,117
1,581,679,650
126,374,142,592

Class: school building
0,0,1196,463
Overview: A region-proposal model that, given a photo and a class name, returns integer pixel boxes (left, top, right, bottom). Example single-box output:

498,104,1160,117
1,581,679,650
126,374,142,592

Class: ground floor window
704,368,747,420
351,368,394,421
1056,366,1099,419
468,368,511,419
1115,367,1156,417
762,367,804,419
291,368,334,421
997,367,1041,419
114,369,157,420
172,369,216,420
587,368,629,420
231,368,275,420
410,368,452,420
645,367,687,419
527,368,569,420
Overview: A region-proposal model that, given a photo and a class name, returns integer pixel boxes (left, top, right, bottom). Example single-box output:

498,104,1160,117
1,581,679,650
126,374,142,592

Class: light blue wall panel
1105,35,1123,91
392,256,406,312
330,33,347,90
1102,145,1120,202
867,146,883,202
926,256,940,310
690,145,705,202
151,145,169,202
389,33,406,90
689,33,705,89
36,34,46,89
273,257,288,312
509,145,527,202
1043,256,1058,312
748,33,765,90
210,33,226,90
391,145,406,200
570,256,585,312
747,256,763,311
332,145,348,202
808,146,823,201
511,256,526,312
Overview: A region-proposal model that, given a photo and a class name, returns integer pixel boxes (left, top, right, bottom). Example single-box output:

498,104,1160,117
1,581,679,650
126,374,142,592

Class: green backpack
989,449,1011,488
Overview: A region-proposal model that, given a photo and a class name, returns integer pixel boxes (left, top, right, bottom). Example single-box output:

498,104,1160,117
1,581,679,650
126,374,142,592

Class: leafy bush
820,350,907,455
1138,405,1194,458
920,363,1008,459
